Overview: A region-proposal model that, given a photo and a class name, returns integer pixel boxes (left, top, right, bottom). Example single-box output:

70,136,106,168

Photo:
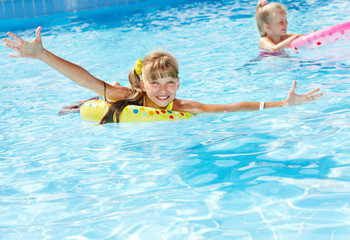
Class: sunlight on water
1,0,350,239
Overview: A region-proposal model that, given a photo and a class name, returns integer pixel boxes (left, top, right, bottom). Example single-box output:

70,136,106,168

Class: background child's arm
175,81,322,113
3,26,132,101
259,34,301,52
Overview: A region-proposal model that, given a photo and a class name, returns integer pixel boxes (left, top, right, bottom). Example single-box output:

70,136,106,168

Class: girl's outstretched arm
259,34,301,52
174,81,322,113
3,26,132,101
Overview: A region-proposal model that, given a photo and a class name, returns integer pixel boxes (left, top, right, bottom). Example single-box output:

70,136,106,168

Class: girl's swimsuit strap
165,100,173,111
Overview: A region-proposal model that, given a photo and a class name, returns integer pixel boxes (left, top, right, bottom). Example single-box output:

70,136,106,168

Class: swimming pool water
1,0,350,239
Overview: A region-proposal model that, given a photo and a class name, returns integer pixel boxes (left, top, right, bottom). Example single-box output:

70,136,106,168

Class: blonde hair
256,1,286,37
101,51,179,124
141,51,179,82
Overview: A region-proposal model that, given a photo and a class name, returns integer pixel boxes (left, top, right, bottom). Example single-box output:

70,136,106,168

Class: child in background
256,0,301,52
3,27,322,124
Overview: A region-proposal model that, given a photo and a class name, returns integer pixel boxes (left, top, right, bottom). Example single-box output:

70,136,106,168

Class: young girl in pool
256,0,302,52
3,27,322,123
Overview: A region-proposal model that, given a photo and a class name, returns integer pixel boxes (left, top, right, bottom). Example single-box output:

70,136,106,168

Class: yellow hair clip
135,59,143,76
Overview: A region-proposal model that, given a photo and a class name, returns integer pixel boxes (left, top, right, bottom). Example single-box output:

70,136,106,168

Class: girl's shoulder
173,98,202,113
258,36,272,49
259,36,268,44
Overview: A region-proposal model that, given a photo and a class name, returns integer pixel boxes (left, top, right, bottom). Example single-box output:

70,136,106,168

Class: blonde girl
3,27,322,123
256,0,301,52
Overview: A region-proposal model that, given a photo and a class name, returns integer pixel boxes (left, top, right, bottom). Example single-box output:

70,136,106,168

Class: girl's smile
141,77,180,109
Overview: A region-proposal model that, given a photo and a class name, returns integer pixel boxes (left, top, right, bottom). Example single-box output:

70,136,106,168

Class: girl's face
141,77,180,109
266,11,288,36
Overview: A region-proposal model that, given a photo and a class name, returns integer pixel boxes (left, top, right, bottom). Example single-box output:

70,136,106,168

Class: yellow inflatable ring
80,99,197,123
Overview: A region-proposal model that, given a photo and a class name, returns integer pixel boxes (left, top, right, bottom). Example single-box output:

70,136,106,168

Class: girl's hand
285,80,323,106
3,26,43,59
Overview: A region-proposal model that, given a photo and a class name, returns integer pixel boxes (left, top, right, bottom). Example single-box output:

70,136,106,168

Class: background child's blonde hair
256,1,286,37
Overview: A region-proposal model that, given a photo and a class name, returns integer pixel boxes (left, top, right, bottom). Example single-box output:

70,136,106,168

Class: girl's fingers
4,42,19,52
35,26,42,41
3,39,19,48
289,80,297,93
305,88,320,96
7,32,23,43
310,93,323,100
9,54,21,58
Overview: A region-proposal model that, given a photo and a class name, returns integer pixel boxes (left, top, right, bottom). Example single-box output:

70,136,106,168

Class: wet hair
100,51,179,124
256,1,287,37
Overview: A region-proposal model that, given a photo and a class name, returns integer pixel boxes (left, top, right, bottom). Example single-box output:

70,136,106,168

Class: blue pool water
1,0,350,239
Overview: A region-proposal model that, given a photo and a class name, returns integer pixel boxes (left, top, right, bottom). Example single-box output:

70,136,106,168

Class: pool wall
0,0,155,19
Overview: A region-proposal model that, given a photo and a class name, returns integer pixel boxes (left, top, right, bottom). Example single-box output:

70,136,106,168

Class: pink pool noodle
289,21,350,50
